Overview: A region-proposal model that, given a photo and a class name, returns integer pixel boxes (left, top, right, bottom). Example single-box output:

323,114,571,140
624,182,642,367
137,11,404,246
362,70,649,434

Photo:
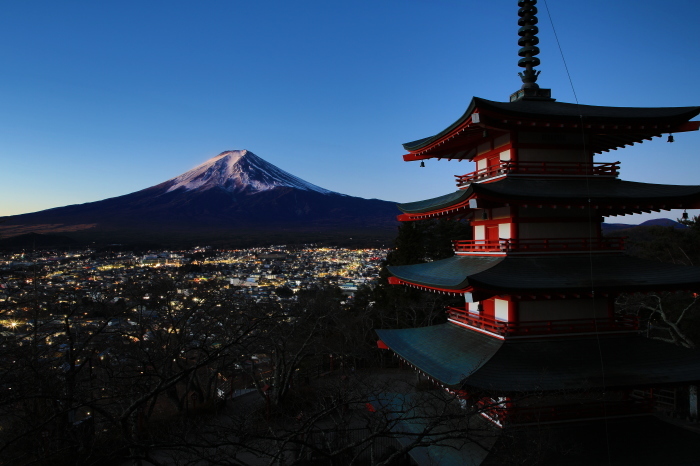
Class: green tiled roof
480,97,700,121
388,254,700,294
376,324,700,391
397,178,700,214
402,98,479,151
388,256,503,290
478,178,700,203
376,324,502,386
469,333,700,392
398,190,471,214
403,97,700,152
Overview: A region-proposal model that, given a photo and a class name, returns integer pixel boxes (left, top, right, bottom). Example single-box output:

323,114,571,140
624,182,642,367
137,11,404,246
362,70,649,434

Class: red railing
447,308,638,337
455,161,620,187
453,237,625,254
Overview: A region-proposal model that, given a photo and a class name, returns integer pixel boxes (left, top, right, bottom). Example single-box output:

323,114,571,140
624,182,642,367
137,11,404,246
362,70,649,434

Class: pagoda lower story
377,321,700,426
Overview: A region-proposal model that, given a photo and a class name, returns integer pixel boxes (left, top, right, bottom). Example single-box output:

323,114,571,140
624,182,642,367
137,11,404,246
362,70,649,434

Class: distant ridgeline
602,218,687,233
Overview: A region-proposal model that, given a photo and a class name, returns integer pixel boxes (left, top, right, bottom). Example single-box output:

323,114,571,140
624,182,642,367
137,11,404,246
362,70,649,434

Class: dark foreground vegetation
1,218,699,465
0,220,465,466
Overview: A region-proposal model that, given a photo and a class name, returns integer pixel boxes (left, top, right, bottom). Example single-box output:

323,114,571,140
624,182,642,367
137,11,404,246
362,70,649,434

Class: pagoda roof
403,97,700,159
387,254,700,295
397,178,700,219
375,323,700,391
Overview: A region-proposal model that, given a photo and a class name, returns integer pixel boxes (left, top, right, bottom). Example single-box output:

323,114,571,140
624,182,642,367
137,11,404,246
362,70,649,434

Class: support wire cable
542,1,612,463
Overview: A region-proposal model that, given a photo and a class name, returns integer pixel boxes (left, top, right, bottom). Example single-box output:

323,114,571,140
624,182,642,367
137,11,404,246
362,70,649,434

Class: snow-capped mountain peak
164,150,332,195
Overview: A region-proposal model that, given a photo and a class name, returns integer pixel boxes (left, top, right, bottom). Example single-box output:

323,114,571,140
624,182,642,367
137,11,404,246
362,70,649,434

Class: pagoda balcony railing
453,237,625,254
447,308,639,337
455,161,620,187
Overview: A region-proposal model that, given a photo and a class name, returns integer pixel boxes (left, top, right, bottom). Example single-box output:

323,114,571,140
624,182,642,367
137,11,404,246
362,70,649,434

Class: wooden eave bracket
674,121,700,133
482,115,700,138
403,152,434,162
396,196,479,222
510,291,605,300
387,276,469,295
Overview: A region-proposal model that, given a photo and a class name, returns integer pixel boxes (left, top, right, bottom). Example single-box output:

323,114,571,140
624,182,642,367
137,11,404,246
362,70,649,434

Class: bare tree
617,292,699,348
144,369,496,466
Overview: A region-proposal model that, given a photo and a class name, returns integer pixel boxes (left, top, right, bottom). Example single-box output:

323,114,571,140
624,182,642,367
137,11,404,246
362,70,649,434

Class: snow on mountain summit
164,150,332,195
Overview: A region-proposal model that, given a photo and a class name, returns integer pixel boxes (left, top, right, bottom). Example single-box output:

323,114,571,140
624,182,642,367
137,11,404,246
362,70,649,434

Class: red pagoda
376,1,700,463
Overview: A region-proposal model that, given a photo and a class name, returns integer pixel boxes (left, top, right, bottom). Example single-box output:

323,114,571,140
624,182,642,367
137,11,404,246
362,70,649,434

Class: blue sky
1,0,699,223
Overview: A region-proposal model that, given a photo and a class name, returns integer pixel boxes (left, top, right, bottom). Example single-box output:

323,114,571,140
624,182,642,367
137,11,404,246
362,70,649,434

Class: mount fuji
0,150,399,247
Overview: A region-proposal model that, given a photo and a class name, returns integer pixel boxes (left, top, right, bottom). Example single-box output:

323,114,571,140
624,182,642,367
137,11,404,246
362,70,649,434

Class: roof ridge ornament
510,0,554,102
517,0,540,88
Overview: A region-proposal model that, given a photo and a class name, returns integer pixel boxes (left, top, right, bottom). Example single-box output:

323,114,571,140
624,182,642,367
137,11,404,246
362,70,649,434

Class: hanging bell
668,134,675,143
682,210,689,220
420,161,425,168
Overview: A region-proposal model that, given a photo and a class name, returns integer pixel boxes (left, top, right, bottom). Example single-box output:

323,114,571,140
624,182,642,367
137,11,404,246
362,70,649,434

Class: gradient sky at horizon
1,0,699,223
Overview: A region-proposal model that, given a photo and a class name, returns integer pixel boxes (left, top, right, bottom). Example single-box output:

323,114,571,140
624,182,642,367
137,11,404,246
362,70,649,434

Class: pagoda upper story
385,22,700,336
388,113,700,311
394,98,700,256
395,85,700,222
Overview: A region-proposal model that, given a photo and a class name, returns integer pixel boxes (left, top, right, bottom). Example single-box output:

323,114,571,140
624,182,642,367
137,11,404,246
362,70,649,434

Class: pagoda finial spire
517,0,541,89
510,0,553,102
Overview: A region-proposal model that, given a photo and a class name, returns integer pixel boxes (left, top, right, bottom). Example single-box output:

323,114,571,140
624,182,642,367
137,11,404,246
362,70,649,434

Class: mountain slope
0,150,399,247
